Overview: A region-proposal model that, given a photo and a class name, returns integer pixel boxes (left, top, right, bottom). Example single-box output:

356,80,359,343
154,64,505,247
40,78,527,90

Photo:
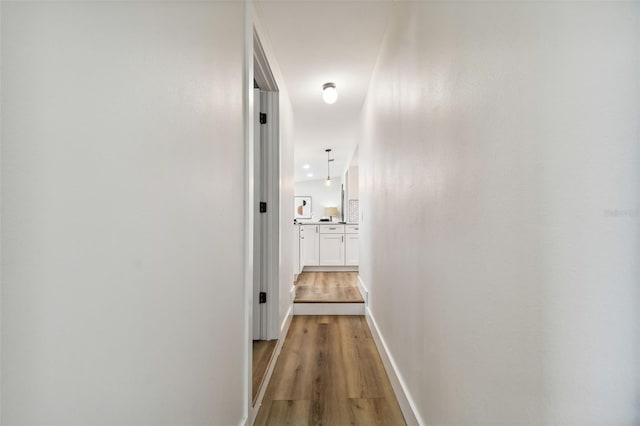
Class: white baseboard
280,303,293,335
248,303,293,425
365,306,422,426
357,275,369,305
290,284,296,303
293,302,364,315
302,266,358,272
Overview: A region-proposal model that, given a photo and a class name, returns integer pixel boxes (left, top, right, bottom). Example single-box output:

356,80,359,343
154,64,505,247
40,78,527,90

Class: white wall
1,2,246,424
360,2,639,425
278,100,295,328
347,166,359,201
294,177,343,221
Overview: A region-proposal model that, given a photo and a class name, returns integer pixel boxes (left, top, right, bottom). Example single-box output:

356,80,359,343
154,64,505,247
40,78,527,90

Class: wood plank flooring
255,316,406,426
295,272,364,303
253,339,278,403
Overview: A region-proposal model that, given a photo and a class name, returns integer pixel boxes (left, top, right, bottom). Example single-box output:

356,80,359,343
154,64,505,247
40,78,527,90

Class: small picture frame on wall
294,196,312,219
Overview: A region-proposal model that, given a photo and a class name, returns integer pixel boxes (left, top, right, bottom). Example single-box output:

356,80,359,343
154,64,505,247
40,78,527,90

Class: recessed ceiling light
307,173,313,178
302,164,310,169
322,82,337,104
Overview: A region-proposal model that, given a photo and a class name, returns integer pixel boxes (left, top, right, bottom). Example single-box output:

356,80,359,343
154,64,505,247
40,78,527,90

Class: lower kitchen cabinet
294,225,301,274
345,233,359,266
319,234,344,265
297,223,359,269
300,225,319,266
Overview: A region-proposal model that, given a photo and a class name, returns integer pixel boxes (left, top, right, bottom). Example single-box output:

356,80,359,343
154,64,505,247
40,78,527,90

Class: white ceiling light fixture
325,148,334,186
302,164,310,169
307,173,313,178
322,82,338,104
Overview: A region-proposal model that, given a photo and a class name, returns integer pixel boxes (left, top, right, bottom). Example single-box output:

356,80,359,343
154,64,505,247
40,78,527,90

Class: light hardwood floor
295,272,364,303
255,316,406,426
253,340,278,403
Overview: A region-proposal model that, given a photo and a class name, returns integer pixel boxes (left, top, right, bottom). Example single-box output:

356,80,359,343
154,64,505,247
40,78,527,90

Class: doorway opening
292,146,363,314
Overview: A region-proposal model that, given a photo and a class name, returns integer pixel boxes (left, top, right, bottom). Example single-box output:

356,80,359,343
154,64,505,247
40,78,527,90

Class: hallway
2,1,639,425
255,315,405,425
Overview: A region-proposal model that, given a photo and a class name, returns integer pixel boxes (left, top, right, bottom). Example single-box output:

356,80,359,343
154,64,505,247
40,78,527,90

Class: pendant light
322,82,338,104
325,148,334,186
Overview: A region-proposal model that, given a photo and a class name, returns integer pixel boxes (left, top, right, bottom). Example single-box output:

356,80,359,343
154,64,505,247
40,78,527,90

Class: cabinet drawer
345,224,359,234
300,225,318,234
320,224,345,234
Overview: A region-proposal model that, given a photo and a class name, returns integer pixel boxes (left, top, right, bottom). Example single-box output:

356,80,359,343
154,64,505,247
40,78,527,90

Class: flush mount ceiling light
325,148,335,186
302,164,310,169
322,82,338,104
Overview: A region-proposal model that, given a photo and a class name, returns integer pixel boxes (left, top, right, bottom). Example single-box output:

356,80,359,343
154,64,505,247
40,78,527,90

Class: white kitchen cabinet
300,225,319,266
320,224,345,234
297,223,358,269
319,234,344,265
345,234,359,266
294,225,301,275
345,224,359,234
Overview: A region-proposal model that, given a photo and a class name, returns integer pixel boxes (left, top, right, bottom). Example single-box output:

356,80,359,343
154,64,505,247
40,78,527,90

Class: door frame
253,28,280,342
252,86,280,341
243,19,281,424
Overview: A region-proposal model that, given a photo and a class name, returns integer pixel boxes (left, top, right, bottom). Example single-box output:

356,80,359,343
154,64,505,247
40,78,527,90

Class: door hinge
260,113,267,124
259,202,267,213
259,292,267,304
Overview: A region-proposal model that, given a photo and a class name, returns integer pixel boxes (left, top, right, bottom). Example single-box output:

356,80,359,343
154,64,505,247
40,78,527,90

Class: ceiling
255,1,393,182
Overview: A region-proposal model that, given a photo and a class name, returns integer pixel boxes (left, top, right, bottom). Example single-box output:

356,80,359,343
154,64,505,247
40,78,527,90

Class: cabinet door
319,234,344,266
300,225,319,266
294,226,301,274
345,234,359,266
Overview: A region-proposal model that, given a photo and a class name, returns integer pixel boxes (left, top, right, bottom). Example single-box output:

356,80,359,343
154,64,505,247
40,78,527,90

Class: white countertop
295,221,358,225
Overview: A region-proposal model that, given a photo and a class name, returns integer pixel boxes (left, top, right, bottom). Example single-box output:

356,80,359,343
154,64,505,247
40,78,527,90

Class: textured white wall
1,2,246,424
360,2,639,425
294,178,343,221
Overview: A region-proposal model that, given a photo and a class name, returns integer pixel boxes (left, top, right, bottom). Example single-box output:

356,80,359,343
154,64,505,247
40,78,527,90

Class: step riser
293,303,365,315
